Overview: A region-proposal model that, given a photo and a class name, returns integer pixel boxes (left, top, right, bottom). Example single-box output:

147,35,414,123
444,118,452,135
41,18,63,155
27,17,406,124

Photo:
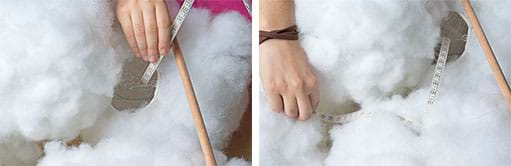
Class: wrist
259,0,296,31
259,40,303,57
259,25,298,44
260,19,295,31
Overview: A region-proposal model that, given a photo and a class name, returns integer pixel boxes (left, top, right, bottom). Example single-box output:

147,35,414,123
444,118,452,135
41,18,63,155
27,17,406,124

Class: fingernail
151,56,158,63
159,48,167,56
146,49,152,57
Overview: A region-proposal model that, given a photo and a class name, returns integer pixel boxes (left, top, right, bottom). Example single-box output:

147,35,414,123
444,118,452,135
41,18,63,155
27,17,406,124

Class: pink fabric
177,0,251,20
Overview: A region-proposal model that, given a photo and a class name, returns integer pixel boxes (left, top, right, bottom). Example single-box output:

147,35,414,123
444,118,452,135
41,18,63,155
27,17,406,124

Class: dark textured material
259,25,299,44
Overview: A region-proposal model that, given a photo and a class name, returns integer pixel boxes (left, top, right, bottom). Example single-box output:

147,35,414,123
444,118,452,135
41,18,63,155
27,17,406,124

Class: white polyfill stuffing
0,0,123,141
37,6,251,166
261,0,438,165
261,0,511,165
326,112,423,166
420,1,511,165
260,97,326,166
1,0,251,165
0,0,124,164
296,0,440,104
224,158,251,166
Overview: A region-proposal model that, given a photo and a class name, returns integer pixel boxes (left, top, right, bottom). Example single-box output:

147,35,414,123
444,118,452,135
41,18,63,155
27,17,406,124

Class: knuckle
147,43,157,49
267,81,286,93
138,45,147,51
285,110,298,118
146,48,155,55
285,108,298,116
158,22,171,29
301,106,311,114
309,79,318,89
116,10,128,18
118,7,131,14
134,25,145,34
289,80,305,90
306,74,318,87
314,97,320,105
267,86,279,93
115,3,130,14
159,41,169,49
299,113,311,121
148,25,158,33
142,0,160,4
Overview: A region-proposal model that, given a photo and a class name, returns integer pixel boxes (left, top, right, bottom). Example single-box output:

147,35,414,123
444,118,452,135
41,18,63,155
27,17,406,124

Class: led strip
141,0,195,84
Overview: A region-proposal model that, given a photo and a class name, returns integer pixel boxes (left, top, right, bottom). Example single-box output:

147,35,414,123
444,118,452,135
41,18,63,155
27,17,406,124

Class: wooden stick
462,0,511,109
172,40,217,166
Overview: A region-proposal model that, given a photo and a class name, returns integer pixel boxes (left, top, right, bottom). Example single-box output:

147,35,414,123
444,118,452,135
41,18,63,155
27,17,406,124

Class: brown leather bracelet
259,25,299,44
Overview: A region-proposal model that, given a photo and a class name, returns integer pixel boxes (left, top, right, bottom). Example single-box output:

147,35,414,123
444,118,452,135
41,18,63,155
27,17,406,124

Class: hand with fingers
260,40,319,120
260,0,319,120
115,0,171,63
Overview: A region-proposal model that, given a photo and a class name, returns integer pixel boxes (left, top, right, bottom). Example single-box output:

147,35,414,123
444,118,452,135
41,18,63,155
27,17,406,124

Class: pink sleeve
176,0,251,20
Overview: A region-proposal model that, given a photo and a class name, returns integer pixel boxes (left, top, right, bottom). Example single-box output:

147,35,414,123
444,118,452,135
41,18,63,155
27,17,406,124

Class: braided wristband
259,25,299,44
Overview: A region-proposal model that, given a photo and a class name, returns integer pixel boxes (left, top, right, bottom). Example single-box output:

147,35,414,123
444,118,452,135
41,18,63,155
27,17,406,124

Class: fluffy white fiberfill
0,0,251,165
260,0,511,165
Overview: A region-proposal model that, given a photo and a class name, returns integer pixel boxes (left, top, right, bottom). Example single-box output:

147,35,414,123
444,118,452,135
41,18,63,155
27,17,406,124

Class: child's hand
115,0,171,63
260,40,320,120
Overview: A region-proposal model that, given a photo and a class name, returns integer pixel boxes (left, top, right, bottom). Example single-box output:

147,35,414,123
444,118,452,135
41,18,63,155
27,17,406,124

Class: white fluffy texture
260,100,326,166
296,0,438,107
419,0,511,165
261,0,437,165
37,6,251,166
0,0,123,141
0,1,251,166
261,0,511,165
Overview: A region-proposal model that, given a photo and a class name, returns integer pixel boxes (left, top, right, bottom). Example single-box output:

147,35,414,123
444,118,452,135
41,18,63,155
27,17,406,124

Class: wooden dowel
172,40,217,166
462,0,511,109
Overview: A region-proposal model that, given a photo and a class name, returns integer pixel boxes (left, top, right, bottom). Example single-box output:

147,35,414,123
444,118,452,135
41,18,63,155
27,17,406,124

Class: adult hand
260,40,320,120
115,0,171,63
